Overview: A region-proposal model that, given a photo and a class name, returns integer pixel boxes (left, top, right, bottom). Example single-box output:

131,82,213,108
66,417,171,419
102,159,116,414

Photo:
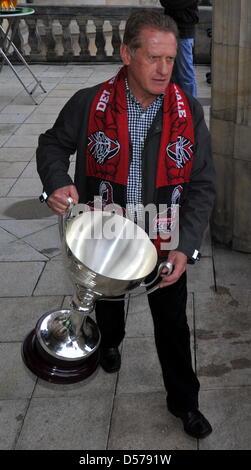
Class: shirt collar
125,78,164,109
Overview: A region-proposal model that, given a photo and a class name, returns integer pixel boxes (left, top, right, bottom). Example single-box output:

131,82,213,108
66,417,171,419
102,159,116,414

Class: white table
0,7,46,104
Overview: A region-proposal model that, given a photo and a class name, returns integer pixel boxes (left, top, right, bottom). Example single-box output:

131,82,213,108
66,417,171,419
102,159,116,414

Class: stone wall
211,0,251,252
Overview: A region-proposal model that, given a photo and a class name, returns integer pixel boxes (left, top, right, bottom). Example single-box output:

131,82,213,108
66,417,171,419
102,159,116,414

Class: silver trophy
22,202,171,383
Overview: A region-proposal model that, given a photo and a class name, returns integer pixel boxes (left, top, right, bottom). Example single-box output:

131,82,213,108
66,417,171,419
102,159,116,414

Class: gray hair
123,9,179,55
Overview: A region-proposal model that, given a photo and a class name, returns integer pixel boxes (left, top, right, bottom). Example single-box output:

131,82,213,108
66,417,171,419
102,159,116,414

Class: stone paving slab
117,337,164,394
11,90,51,107
197,336,251,389
4,135,39,149
15,394,114,450
0,97,15,113
30,104,65,115
187,257,215,292
199,388,251,450
0,179,16,197
0,161,27,178
194,291,251,389
44,88,79,98
13,65,50,76
0,399,29,450
0,240,48,262
33,367,117,398
40,97,69,106
23,224,61,259
0,261,44,297
24,113,59,125
0,197,56,220
194,290,251,334
0,135,11,147
0,226,17,243
108,391,196,450
0,296,63,342
0,114,31,124
0,343,36,399
126,292,154,338
0,219,56,238
0,123,19,136
0,148,35,162
213,245,251,290
33,259,74,296
14,124,51,137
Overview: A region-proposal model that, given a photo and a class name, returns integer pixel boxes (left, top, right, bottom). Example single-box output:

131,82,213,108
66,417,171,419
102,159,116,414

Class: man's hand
47,185,79,215
159,250,188,288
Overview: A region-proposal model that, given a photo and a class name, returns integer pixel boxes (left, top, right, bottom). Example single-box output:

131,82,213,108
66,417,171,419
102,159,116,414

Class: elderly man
37,9,215,439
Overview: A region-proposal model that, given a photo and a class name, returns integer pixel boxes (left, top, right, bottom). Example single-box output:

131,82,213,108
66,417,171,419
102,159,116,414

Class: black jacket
159,0,199,38
36,83,215,262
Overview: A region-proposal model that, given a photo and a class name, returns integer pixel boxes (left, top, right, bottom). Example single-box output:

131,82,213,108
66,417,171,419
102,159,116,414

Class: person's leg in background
173,38,197,97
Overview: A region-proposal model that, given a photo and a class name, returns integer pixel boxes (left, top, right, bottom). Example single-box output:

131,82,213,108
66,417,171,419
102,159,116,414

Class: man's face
120,27,177,107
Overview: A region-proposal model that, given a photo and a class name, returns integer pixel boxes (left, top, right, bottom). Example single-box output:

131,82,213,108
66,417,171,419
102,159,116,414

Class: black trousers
95,272,200,411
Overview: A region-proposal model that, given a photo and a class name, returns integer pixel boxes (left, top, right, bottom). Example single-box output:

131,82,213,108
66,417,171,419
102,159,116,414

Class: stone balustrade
2,4,212,64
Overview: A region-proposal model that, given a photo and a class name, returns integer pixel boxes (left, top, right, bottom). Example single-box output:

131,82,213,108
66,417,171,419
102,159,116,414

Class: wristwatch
191,249,201,261
39,191,48,203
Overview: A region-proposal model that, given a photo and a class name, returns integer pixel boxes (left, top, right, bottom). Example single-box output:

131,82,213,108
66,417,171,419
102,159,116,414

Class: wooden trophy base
22,329,100,384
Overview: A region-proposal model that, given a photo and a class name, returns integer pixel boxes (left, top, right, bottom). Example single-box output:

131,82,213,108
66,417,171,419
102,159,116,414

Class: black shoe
100,347,121,373
168,406,212,439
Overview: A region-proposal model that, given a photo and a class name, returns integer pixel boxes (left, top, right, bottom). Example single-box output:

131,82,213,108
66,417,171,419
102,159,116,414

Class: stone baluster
25,16,41,57
52,20,64,57
11,18,22,59
110,18,121,59
42,17,56,60
76,17,90,59
93,18,106,60
59,17,74,58
211,0,251,252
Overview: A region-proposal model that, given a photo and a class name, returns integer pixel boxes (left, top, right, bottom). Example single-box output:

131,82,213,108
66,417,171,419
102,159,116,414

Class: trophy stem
71,285,102,315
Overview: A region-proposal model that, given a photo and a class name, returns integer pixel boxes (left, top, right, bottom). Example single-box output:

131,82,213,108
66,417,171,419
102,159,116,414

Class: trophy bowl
22,209,158,384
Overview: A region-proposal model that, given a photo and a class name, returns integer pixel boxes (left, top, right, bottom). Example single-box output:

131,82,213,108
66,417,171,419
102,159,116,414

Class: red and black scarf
85,66,195,255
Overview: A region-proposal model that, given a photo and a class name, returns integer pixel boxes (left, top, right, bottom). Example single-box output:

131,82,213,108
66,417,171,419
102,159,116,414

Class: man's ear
120,43,131,66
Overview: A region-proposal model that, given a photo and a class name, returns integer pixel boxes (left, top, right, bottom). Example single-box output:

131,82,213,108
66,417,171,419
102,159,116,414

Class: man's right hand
47,185,79,215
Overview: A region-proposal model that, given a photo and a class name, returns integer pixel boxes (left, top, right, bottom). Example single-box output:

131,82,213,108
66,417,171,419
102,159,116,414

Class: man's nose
157,59,172,76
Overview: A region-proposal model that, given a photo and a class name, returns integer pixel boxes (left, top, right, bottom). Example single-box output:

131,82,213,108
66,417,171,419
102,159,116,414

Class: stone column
211,0,251,252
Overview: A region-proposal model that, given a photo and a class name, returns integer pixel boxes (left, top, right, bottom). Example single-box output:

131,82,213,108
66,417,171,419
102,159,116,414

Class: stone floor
0,63,250,451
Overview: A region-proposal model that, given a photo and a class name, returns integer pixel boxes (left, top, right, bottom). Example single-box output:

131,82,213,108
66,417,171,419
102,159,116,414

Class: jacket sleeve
36,89,88,197
177,97,216,261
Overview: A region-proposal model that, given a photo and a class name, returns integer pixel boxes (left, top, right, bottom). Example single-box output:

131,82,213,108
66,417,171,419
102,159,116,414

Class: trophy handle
114,261,173,298
135,260,173,295
100,261,173,302
58,196,75,240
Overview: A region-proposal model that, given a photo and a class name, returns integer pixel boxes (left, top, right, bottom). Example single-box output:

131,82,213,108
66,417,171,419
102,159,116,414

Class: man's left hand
159,250,188,287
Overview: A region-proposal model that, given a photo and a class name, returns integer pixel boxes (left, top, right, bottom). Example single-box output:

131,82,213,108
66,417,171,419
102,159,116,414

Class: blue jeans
173,38,197,97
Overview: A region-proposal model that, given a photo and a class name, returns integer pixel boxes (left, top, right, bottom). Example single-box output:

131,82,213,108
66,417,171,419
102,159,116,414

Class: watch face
39,192,48,203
